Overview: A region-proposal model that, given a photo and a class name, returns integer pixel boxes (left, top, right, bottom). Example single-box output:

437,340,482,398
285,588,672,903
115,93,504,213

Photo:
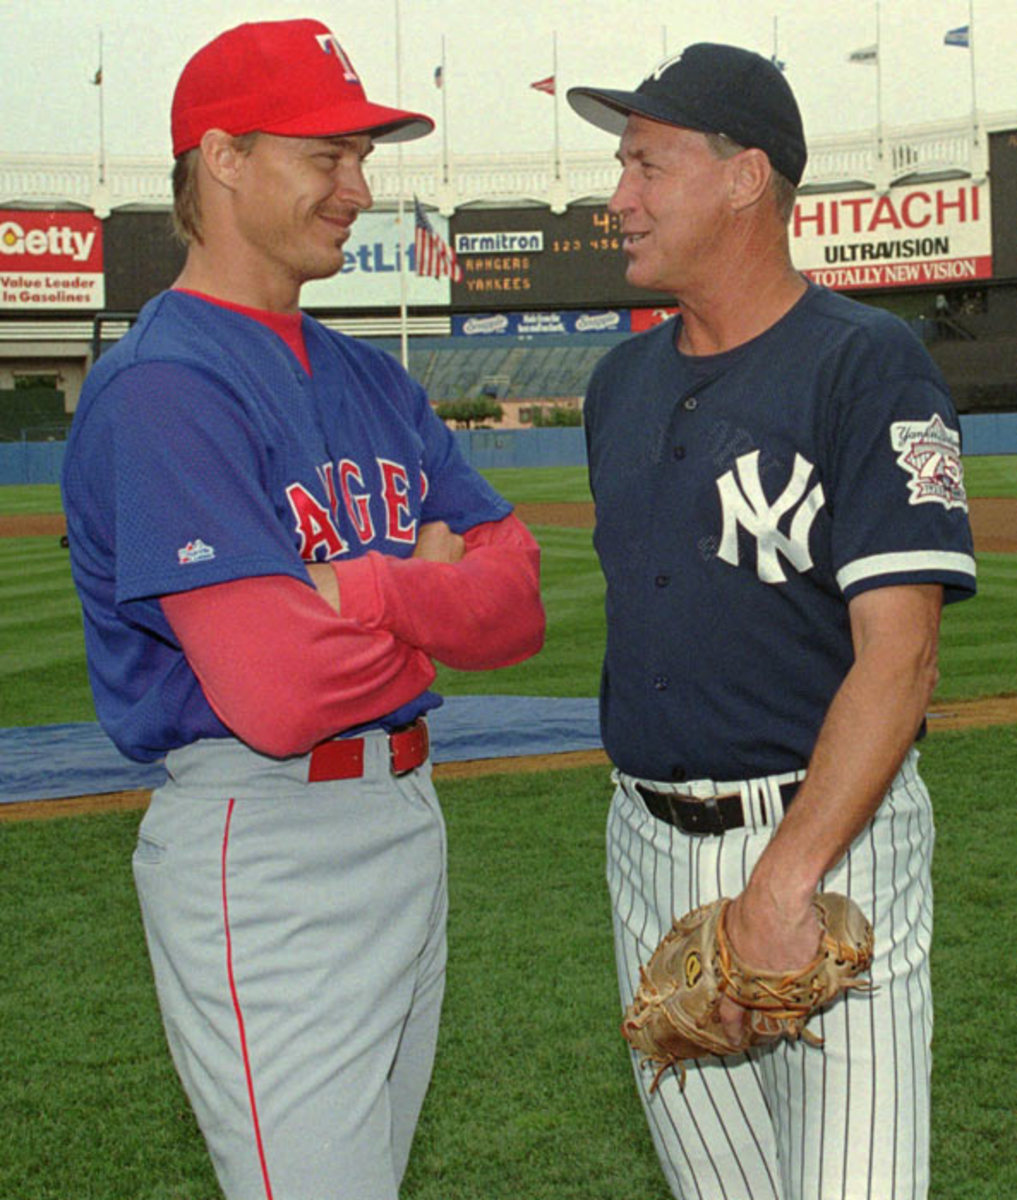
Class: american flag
530,74,555,95
413,197,462,282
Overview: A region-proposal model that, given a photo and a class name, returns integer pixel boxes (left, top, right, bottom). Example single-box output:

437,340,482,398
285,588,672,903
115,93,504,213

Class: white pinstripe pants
608,749,933,1200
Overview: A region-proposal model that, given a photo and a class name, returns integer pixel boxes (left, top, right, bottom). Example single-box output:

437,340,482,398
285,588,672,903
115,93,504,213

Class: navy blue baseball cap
567,43,807,186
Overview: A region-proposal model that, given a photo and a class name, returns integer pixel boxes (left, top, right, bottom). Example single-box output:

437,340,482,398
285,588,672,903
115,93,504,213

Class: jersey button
683,396,699,412
653,674,670,690
655,574,670,588
672,444,686,460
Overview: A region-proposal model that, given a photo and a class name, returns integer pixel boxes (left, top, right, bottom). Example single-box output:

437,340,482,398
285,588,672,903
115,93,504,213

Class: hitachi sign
0,219,97,263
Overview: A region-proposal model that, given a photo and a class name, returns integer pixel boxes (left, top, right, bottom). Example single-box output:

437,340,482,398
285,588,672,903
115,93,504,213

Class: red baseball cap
171,18,434,157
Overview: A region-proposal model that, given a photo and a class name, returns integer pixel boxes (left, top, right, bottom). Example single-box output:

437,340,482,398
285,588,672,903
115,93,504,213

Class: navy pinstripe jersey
584,282,976,783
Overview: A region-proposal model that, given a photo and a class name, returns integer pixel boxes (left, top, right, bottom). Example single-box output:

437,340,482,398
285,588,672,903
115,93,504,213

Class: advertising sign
0,209,104,309
792,181,992,291
630,306,680,331
453,309,628,337
301,209,453,308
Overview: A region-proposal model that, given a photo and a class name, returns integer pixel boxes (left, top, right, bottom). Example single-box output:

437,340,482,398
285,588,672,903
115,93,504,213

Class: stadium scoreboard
450,204,669,309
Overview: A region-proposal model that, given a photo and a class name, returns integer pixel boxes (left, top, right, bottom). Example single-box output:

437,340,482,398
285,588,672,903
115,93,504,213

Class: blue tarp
0,696,603,805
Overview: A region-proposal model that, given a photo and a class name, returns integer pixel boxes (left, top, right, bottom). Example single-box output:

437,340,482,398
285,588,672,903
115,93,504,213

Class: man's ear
728,147,772,212
198,129,250,189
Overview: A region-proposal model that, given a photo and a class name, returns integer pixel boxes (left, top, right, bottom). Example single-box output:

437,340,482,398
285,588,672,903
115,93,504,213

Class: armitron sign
0,209,105,309
792,182,991,291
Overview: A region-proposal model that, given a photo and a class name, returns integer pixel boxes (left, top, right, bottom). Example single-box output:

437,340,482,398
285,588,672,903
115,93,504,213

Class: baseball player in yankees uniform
567,45,975,1199
61,20,544,1200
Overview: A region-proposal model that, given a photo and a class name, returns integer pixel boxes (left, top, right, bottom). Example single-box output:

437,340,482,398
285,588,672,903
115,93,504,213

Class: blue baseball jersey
584,282,976,783
62,291,510,762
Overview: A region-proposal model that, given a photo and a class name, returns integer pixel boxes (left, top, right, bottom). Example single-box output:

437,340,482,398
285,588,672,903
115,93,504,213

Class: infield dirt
3,498,1016,549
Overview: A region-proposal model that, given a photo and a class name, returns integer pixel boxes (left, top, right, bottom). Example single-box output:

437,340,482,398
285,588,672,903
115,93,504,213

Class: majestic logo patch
890,415,968,510
177,539,215,565
716,451,826,584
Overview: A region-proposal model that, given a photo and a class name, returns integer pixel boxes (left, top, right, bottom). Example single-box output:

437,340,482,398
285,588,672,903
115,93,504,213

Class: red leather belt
308,718,430,783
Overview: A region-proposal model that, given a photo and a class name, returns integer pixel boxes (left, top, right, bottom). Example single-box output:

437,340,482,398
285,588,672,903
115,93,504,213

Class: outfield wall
2,415,1016,486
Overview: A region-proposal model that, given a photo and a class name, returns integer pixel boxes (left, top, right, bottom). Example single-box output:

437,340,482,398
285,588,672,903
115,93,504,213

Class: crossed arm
160,513,544,758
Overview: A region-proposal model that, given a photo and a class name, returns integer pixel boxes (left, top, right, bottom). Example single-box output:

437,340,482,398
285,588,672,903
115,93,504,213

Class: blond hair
171,132,259,246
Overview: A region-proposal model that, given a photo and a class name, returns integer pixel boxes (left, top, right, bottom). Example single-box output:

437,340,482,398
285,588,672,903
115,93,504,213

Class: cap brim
567,86,714,138
266,99,434,144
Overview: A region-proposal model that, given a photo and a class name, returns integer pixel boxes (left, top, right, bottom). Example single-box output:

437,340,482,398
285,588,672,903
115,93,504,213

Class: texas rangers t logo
716,451,826,584
315,33,360,83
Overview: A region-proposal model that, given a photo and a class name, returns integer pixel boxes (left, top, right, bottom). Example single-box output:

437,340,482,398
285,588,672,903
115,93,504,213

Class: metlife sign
301,209,453,308
0,210,104,309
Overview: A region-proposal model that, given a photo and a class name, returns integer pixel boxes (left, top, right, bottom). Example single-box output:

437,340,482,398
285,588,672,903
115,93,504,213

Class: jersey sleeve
825,328,976,604
88,360,311,609
326,513,545,670
160,576,436,757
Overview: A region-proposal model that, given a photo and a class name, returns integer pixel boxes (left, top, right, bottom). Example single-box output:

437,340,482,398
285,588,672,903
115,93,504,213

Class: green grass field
2,459,1014,725
1,463,1015,1198
1,728,1015,1199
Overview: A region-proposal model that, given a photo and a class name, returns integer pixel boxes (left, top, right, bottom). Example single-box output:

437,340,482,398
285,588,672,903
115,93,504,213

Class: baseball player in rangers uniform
61,19,544,1200
567,45,975,1199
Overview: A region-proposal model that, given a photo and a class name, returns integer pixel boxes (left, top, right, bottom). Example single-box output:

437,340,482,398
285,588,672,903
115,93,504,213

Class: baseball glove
621,892,874,1091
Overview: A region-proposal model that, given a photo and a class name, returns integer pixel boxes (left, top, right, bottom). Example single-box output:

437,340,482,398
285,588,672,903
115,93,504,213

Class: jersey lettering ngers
584,283,976,784
62,290,510,761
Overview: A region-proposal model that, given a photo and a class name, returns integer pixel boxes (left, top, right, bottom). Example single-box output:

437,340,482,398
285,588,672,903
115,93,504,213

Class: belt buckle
390,719,428,776
682,794,726,836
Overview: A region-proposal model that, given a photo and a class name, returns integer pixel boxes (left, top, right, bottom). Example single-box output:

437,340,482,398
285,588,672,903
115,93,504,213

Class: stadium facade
2,109,1017,433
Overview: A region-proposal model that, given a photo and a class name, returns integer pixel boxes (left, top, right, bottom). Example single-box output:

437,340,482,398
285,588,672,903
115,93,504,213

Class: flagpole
394,0,409,370
968,0,979,145
875,0,884,164
440,34,449,184
96,31,106,186
552,30,561,181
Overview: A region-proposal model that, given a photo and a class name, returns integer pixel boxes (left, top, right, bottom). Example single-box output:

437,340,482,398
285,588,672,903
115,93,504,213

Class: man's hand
304,521,465,616
718,886,823,1043
306,562,341,614
413,520,465,563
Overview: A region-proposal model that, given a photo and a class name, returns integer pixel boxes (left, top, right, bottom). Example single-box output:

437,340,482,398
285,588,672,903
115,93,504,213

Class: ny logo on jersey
716,451,825,584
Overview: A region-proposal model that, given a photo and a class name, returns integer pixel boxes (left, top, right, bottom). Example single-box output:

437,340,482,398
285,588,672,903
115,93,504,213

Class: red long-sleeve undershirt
160,513,544,758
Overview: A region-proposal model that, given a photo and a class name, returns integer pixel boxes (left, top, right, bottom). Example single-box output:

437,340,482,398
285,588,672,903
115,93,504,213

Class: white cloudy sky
6,0,1016,163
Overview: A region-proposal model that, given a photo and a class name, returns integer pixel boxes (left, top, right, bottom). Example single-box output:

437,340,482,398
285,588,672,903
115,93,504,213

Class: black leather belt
635,779,801,835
